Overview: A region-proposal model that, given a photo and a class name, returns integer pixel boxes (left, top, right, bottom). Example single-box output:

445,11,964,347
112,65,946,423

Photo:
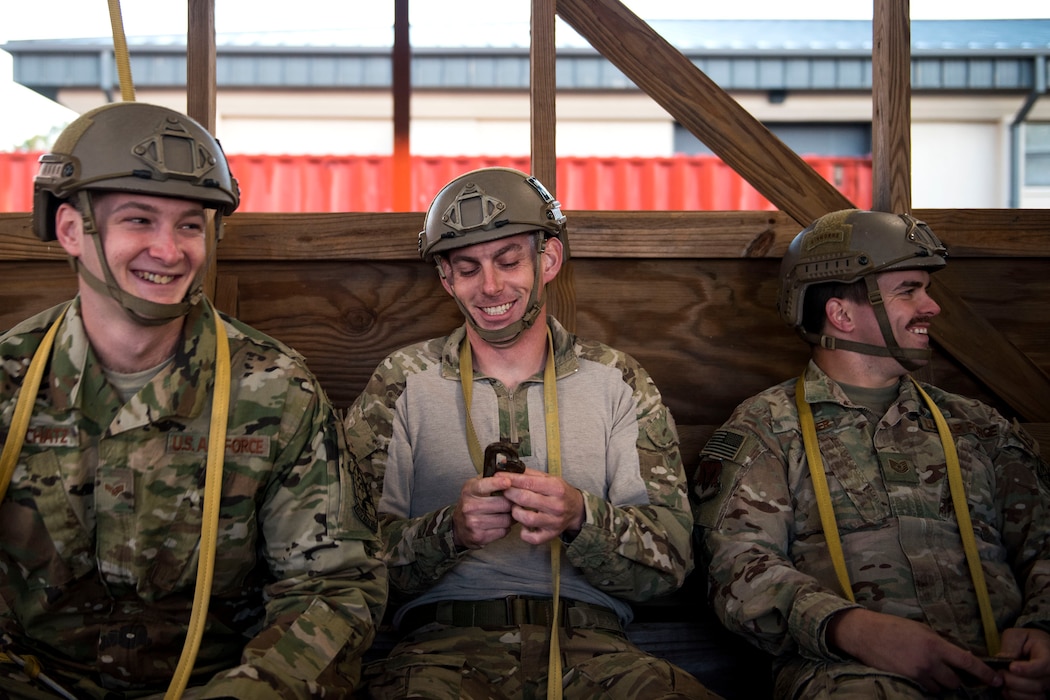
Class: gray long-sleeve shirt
344,317,694,627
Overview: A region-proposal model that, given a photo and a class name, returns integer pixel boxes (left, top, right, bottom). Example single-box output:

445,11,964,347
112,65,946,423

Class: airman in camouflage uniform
695,210,1050,698
0,102,386,699
345,167,716,698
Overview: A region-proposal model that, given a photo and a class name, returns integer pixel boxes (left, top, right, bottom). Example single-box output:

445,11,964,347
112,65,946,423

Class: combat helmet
777,208,947,369
32,102,240,325
419,167,567,345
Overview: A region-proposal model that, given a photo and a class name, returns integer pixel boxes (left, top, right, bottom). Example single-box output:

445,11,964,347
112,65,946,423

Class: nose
148,226,184,265
480,263,503,296
921,289,941,317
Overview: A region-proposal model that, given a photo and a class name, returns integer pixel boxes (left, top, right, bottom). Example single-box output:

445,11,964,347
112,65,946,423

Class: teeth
482,302,512,316
137,271,176,285
909,327,928,335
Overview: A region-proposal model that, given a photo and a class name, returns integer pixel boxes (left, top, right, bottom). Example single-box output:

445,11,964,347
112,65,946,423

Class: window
1025,123,1050,187
674,122,872,157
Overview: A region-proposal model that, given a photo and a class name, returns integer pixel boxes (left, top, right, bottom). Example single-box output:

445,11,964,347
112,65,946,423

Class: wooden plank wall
3,208,1048,468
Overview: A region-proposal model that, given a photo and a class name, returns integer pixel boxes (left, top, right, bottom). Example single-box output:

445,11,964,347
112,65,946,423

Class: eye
124,214,151,225
496,252,526,269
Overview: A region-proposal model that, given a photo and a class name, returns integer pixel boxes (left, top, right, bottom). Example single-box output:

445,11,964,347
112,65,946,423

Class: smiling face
854,269,941,367
58,192,208,316
439,232,543,335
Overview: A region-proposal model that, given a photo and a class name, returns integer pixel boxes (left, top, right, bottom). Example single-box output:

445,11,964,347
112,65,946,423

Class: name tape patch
23,425,78,448
167,433,272,457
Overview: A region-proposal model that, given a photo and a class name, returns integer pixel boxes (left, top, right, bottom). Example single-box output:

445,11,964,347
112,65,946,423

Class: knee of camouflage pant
0,669,76,700
564,651,722,700
778,659,931,700
360,651,507,700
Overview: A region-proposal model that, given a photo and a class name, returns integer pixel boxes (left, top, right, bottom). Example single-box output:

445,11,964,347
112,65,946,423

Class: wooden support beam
555,0,852,226
530,0,557,190
872,0,913,213
931,278,1050,422
531,0,576,331
393,0,411,212
555,0,1050,422
186,0,217,131
5,210,1049,263
871,0,930,382
186,0,220,305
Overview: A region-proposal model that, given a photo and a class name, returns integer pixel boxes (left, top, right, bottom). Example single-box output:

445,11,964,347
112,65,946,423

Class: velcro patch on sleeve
700,428,752,463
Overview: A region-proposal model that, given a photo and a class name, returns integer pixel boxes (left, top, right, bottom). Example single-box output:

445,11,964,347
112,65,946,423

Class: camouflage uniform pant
360,622,720,699
775,657,1006,699
0,664,208,699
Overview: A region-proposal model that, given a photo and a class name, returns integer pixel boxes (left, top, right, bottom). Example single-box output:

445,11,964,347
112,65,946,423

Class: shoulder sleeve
206,372,387,697
694,427,760,527
564,352,695,602
342,347,465,596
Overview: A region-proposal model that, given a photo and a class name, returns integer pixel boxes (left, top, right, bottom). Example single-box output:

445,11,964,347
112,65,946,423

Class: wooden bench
4,209,1049,698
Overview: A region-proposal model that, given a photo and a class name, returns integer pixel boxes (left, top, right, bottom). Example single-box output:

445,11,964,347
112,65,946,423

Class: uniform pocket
795,430,890,537
363,652,469,698
10,450,94,590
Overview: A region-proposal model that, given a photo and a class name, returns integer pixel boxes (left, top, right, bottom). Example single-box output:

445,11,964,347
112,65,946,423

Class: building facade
5,18,1050,209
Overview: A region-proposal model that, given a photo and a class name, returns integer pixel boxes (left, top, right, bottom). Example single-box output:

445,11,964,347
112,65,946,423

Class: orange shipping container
0,153,872,214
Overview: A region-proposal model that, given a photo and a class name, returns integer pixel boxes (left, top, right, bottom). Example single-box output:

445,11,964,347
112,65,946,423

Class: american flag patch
701,429,748,462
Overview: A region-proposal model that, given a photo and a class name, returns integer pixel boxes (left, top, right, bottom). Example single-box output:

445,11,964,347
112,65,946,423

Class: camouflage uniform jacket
696,360,1050,665
344,317,692,626
0,299,386,699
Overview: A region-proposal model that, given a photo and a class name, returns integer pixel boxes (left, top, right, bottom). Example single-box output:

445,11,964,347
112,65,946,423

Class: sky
2,0,1050,149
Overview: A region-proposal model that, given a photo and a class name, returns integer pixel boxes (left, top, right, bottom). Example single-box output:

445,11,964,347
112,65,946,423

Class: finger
510,503,556,528
471,474,515,497
502,485,548,513
461,495,513,519
951,657,999,690
469,512,514,530
998,631,1027,661
504,468,561,496
459,515,514,546
518,524,558,545
1001,669,1047,696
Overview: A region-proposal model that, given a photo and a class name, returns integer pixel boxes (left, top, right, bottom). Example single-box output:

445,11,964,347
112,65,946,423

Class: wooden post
186,0,221,306
872,0,912,214
871,0,931,382
531,0,557,190
393,0,412,212
533,0,575,331
555,0,1050,421
556,0,851,225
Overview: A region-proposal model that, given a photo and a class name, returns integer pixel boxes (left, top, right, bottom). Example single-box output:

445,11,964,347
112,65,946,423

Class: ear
540,236,563,284
824,297,855,333
437,257,456,296
54,203,85,257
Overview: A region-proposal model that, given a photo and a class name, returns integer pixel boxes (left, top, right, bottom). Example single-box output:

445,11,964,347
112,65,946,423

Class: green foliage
15,123,69,151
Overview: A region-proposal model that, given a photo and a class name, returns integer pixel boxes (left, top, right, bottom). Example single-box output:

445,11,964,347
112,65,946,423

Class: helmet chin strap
801,275,931,372
73,193,201,327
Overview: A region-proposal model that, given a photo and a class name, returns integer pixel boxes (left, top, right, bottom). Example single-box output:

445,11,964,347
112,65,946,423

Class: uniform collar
801,359,924,418
50,298,216,430
441,315,580,382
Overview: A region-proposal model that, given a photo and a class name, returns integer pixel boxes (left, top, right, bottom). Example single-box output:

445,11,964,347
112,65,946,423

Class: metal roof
5,19,1049,95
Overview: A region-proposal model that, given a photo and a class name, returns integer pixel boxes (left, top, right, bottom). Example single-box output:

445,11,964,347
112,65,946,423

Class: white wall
55,87,1050,210
912,121,1004,208
1022,188,1050,208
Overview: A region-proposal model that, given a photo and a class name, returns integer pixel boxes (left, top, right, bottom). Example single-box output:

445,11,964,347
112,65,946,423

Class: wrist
450,527,471,554
825,607,865,658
